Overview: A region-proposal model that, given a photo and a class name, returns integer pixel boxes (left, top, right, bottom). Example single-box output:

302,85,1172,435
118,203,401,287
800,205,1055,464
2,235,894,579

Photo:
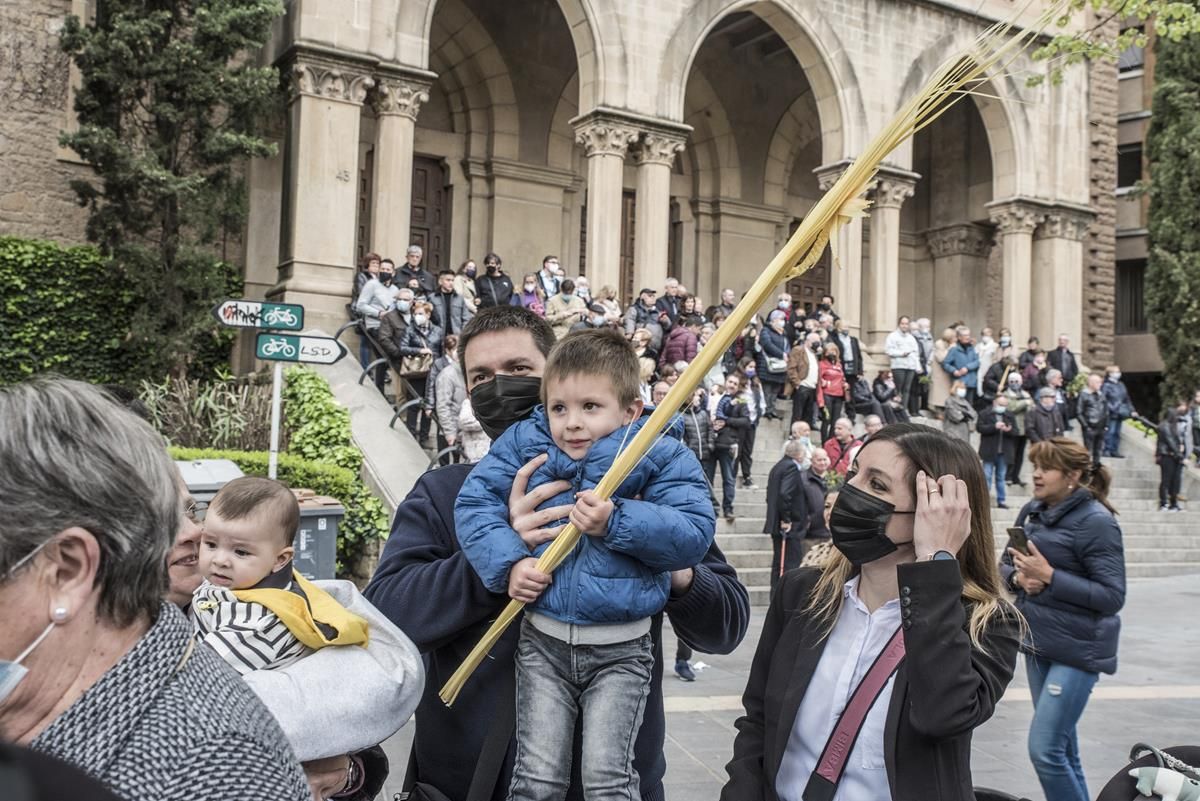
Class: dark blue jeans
714,448,737,516
1025,653,1099,801
1104,417,1123,455
509,620,654,801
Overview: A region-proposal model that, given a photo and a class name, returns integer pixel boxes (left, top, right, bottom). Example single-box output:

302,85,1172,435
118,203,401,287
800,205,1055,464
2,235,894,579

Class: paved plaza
384,573,1200,800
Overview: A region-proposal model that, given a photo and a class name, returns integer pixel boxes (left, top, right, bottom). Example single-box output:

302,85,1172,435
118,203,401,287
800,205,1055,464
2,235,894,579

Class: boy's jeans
983,456,1007,504
715,448,737,515
509,619,654,801
1025,654,1099,801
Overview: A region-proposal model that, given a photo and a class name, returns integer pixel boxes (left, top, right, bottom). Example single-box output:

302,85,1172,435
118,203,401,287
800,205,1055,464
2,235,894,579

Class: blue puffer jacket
1000,489,1126,674
456,406,716,626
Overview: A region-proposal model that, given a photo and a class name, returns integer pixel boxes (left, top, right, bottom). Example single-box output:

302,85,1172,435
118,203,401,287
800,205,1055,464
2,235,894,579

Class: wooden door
619,191,636,303
410,156,450,271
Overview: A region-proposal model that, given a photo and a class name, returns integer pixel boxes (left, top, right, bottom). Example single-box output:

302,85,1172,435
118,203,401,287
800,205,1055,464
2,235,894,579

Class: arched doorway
675,3,843,312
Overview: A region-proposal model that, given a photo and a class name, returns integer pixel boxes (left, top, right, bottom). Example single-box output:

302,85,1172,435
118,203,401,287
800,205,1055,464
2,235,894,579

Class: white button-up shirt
776,577,901,801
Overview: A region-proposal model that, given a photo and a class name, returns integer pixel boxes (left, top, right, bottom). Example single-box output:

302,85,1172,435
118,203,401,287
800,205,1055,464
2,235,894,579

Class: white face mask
413,314,428,326
0,542,58,705
955,388,967,398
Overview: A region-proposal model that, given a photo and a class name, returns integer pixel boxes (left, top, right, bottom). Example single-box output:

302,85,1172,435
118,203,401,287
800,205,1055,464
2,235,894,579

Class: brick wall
0,0,91,243
1085,13,1119,368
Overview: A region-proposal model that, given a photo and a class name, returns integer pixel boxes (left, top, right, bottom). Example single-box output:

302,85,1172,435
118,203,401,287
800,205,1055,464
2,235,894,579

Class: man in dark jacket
1026,387,1065,445
364,306,749,801
681,389,717,515
398,244,437,297
1047,333,1079,387
976,393,1017,508
764,440,806,597
1076,372,1109,468
714,373,751,524
475,252,514,309
1101,365,1135,458
376,287,414,366
430,270,474,335
1018,336,1041,371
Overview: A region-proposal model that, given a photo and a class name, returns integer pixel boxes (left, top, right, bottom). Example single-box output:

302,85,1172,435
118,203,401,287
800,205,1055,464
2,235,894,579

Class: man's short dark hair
484,252,502,267
438,269,455,279
822,294,834,304
543,328,641,407
542,255,558,267
684,315,703,328
560,279,575,294
381,258,395,268
210,476,299,548
458,305,556,376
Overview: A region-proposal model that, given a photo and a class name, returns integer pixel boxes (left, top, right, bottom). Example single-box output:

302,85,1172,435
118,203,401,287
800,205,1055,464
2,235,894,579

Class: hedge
0,235,240,385
170,446,389,574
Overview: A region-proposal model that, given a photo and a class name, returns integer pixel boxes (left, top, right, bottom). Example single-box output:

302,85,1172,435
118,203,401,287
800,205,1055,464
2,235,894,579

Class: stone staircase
722,408,1197,607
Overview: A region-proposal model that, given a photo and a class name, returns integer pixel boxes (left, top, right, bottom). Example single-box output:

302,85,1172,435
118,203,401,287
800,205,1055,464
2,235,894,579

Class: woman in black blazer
722,423,1020,801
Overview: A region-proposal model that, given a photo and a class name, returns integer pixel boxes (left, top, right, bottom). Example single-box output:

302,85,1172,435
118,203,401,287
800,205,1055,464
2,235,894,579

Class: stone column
863,170,918,357
924,224,992,335
276,54,374,335
815,161,864,338
574,114,639,294
371,75,430,259
1032,205,1094,349
632,132,686,292
987,199,1045,343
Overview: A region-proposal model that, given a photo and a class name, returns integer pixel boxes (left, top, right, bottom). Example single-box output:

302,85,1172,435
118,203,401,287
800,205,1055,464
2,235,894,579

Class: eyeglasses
184,500,208,524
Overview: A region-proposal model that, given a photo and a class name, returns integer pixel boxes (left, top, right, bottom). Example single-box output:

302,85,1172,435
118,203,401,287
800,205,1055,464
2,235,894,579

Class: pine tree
1146,8,1200,409
60,0,284,379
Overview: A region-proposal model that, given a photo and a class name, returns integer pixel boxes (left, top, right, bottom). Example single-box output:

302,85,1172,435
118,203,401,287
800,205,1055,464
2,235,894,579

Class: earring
51,606,68,622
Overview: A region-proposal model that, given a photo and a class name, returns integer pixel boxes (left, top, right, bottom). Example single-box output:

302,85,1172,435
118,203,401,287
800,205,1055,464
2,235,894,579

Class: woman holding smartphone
1000,437,1125,801
722,423,1020,801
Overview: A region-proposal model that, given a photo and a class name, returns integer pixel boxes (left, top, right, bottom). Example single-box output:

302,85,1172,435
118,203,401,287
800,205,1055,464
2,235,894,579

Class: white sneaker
1159,505,1171,512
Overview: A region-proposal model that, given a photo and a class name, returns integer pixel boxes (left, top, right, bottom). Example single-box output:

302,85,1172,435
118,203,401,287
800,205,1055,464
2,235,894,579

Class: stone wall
0,0,91,243
1085,13,1119,368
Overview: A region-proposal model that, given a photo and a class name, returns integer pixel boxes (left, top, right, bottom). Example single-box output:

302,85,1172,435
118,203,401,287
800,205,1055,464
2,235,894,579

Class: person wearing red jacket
822,416,862,476
816,343,849,443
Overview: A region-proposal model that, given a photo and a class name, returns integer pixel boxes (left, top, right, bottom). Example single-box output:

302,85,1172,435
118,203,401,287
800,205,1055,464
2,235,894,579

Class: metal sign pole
268,361,282,479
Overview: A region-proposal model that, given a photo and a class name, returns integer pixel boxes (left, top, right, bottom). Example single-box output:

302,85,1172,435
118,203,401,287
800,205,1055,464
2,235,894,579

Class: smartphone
1007,526,1030,556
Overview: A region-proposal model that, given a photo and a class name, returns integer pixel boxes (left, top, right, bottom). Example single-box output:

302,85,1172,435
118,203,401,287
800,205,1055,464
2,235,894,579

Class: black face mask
828,480,916,566
469,374,542,441
380,273,394,285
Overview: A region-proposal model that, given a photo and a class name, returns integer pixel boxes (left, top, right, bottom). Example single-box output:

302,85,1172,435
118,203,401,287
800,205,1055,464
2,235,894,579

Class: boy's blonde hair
543,328,641,407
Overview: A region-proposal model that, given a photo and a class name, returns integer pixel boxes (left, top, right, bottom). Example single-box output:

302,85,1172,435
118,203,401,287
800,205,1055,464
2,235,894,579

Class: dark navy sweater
365,464,751,801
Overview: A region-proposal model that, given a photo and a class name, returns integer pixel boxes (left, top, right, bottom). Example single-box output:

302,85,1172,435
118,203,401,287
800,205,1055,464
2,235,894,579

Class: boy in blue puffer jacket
457,328,715,801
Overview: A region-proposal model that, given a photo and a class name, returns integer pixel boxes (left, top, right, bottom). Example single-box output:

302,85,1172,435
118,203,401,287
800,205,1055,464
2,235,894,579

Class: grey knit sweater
32,603,309,801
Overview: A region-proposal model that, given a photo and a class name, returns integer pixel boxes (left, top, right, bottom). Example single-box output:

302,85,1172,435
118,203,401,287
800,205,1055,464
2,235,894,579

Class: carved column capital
632,132,686,167
869,176,917,209
374,77,431,120
988,200,1046,236
814,160,854,192
574,119,640,158
1036,206,1095,241
924,223,992,259
290,59,374,105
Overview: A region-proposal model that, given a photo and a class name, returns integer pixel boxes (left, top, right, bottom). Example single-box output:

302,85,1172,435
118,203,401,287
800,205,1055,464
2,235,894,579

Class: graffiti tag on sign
211,300,305,331
254,332,347,365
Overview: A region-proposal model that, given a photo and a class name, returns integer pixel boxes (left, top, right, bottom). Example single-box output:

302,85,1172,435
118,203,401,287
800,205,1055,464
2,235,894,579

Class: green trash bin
293,491,345,580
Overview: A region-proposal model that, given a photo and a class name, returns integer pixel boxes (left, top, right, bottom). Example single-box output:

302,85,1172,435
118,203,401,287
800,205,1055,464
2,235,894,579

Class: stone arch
897,34,1030,199
394,0,605,112
424,0,521,159
547,72,580,172
683,70,741,199
658,0,864,163
763,93,822,207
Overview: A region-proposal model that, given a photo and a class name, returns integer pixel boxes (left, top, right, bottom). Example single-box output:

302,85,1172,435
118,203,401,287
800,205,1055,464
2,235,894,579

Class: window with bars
1115,259,1148,334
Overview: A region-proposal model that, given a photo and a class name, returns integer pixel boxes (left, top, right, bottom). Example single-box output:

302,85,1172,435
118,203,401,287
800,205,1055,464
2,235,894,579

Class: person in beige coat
928,326,956,412
543,278,588,340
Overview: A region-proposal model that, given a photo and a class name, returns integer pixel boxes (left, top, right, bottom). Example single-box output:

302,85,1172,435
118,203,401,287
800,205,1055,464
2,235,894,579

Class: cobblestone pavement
384,574,1200,800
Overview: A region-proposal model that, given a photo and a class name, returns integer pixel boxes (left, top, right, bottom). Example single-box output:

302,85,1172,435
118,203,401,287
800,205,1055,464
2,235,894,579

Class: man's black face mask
469,374,542,441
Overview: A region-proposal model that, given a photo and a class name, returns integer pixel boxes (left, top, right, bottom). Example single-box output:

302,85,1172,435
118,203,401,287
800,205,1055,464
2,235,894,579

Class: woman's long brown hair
808,422,1020,649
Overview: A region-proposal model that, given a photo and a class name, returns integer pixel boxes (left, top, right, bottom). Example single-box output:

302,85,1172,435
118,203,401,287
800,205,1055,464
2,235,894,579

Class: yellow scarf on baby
234,570,369,650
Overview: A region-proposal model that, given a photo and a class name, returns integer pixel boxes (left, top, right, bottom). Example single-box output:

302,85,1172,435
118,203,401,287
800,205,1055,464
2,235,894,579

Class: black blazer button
901,597,912,607
901,586,912,597
903,620,913,630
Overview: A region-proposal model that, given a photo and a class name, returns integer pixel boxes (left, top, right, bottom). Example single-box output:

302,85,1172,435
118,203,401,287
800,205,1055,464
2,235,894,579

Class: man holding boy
365,306,749,801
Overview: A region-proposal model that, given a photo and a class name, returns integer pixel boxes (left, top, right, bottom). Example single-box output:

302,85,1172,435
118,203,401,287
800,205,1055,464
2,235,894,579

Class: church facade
4,0,1139,372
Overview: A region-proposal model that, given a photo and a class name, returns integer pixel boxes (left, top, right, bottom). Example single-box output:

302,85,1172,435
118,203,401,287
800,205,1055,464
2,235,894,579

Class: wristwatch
928,550,956,561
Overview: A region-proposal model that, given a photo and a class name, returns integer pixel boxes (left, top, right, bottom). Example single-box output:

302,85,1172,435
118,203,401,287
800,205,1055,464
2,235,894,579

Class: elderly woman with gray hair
0,378,309,800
